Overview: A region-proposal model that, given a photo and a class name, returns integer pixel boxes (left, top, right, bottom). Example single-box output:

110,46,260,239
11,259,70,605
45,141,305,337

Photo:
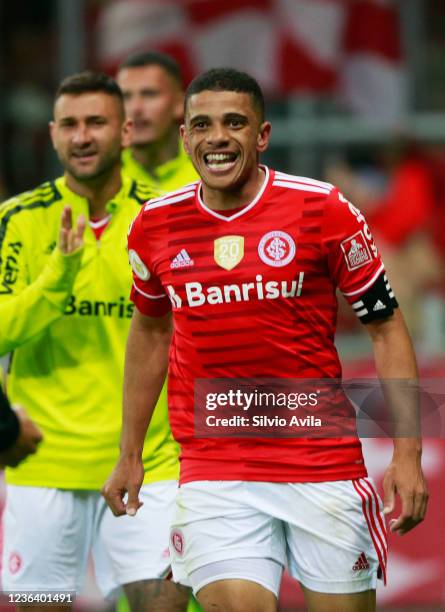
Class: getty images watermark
194,379,445,438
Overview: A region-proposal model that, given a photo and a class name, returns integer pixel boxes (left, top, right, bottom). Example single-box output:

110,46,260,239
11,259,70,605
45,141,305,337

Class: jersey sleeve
322,188,398,323
128,209,172,317
0,213,83,354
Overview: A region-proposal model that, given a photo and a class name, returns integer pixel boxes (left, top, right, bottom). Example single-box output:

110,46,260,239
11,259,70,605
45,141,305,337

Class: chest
153,211,326,290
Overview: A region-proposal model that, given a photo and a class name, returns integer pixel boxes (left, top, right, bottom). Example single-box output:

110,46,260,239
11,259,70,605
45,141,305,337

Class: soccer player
103,69,428,612
0,72,188,611
117,50,198,192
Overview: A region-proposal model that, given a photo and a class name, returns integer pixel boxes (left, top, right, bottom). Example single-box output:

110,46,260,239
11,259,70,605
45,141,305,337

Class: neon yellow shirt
1,176,179,489
122,142,198,193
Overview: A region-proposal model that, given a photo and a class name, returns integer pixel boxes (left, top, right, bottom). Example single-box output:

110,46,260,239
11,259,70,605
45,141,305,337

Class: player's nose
206,123,229,146
72,124,92,145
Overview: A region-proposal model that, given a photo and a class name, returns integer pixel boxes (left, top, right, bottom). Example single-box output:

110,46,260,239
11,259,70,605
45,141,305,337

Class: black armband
351,272,398,324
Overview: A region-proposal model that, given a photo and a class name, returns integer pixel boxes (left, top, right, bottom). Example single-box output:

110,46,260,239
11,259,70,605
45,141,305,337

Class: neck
202,166,265,211
65,165,122,218
130,126,179,176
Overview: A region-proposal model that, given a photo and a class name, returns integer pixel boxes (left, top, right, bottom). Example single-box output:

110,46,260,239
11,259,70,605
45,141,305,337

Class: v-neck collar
196,165,270,222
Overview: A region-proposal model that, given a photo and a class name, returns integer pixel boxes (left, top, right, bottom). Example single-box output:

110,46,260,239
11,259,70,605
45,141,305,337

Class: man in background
0,71,188,612
117,50,197,192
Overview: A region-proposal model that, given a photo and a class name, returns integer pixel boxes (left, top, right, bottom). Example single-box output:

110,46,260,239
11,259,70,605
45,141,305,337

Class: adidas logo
170,249,194,269
352,552,370,572
373,300,386,312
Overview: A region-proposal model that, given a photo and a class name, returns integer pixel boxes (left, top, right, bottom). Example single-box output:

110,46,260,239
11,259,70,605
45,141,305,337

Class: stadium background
0,1,444,610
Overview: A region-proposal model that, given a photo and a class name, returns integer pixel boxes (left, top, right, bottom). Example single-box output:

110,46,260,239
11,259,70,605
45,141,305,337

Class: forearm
369,309,421,448
0,248,82,354
120,310,172,459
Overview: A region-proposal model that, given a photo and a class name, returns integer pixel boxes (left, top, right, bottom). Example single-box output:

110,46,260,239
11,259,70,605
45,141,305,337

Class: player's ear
180,124,190,156
174,91,185,122
121,118,133,148
49,121,57,150
257,121,271,153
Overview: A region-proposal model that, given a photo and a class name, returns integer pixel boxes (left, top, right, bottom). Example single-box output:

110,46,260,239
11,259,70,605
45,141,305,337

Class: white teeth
205,153,235,163
207,161,234,171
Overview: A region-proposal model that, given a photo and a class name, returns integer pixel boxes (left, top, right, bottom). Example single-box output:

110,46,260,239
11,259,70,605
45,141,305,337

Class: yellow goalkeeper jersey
1,175,179,489
121,142,198,193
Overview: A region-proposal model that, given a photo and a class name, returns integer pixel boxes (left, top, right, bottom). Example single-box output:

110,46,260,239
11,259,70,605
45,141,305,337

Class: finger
61,206,73,230
383,479,395,515
67,231,74,254
390,493,414,533
419,490,429,522
75,214,87,241
101,485,127,517
126,484,143,517
412,491,426,522
59,228,68,253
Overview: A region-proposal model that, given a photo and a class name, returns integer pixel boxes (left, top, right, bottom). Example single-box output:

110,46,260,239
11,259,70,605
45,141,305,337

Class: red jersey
128,167,387,484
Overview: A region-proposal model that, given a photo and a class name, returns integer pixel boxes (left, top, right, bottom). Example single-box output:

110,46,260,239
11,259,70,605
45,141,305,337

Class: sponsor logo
352,552,370,572
258,231,296,267
9,552,22,575
171,529,185,556
214,235,244,270
0,241,22,295
129,249,150,280
171,248,194,269
166,272,305,309
340,231,372,271
64,295,134,318
373,300,386,311
339,193,378,258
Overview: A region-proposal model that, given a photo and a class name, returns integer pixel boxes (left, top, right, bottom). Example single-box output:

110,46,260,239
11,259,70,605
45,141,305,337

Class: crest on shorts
128,249,150,280
340,231,372,271
214,236,244,270
8,552,22,575
170,529,185,556
258,231,296,267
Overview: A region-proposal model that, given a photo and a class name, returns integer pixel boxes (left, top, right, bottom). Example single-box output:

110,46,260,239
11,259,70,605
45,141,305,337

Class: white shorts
169,479,387,597
1,481,178,598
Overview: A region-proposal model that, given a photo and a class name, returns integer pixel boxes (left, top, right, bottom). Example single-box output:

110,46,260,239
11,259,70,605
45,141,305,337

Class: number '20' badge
214,236,244,271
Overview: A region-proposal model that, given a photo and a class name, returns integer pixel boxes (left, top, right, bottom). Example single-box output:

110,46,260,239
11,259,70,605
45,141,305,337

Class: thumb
383,477,395,515
126,484,143,517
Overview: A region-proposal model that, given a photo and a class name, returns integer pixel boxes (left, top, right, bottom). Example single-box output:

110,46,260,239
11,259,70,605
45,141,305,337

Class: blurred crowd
327,142,445,348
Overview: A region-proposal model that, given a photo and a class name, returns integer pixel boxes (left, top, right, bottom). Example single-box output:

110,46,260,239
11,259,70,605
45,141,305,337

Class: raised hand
59,206,86,254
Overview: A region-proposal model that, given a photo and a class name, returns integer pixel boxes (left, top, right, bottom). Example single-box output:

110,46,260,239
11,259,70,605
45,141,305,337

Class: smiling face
50,92,131,182
117,65,183,147
181,90,271,193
